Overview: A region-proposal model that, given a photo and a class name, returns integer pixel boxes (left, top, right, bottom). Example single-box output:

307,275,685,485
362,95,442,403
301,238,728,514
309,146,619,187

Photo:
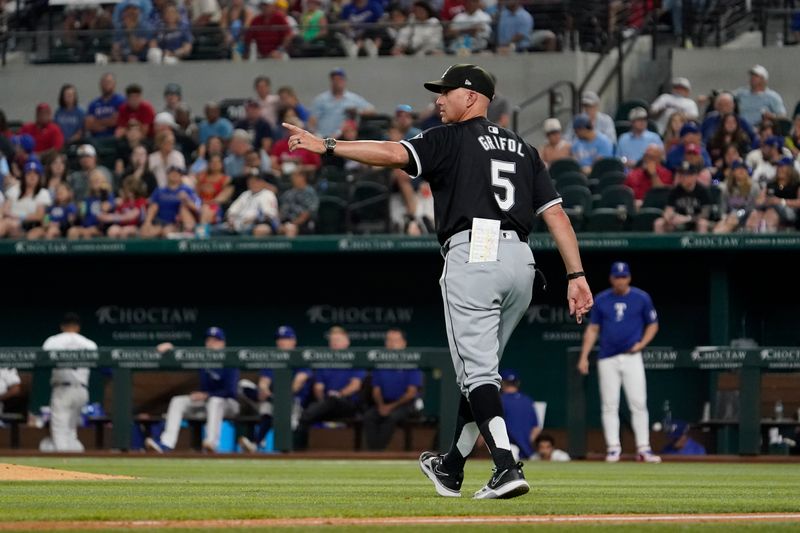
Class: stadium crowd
539,64,800,234
1,61,799,238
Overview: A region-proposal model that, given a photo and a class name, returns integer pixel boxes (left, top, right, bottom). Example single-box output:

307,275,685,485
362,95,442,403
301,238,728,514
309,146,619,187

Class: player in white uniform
0,367,22,414
40,313,97,452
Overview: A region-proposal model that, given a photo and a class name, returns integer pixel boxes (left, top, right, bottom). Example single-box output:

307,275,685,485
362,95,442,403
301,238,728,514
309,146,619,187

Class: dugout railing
0,347,459,452
566,346,800,457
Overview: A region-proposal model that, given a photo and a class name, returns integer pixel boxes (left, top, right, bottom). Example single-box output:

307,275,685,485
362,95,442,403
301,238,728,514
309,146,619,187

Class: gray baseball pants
440,229,536,394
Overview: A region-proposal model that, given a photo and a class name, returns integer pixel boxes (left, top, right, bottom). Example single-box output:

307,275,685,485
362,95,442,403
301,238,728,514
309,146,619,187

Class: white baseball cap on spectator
77,144,96,157
543,118,562,134
155,112,178,128
232,129,252,142
581,91,600,106
628,107,648,121
749,64,769,81
671,77,691,90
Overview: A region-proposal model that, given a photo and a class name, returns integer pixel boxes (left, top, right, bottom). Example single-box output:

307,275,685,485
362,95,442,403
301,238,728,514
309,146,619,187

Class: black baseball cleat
473,462,530,499
419,451,463,497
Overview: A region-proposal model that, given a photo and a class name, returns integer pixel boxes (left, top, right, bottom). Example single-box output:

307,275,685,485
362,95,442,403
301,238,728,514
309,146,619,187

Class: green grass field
2,458,800,531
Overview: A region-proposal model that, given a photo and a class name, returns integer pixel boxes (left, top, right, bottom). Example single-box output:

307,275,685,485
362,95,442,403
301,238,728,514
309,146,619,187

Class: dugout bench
0,347,459,453
566,345,800,456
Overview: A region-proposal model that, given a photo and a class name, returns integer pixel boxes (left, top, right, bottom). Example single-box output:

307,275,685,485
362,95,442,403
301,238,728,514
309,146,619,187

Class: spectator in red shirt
270,107,321,175
116,84,156,139
440,0,465,21
624,144,673,208
103,175,149,238
244,0,293,59
20,104,65,155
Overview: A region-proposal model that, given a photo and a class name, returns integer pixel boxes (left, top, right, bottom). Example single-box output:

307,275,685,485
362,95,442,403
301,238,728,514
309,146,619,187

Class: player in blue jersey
499,369,540,460
662,420,706,455
293,326,365,451
363,328,423,450
146,327,240,453
578,262,661,463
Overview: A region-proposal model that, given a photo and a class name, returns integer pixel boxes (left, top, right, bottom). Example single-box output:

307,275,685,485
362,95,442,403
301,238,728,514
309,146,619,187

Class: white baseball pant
39,384,88,452
160,395,240,449
597,352,651,450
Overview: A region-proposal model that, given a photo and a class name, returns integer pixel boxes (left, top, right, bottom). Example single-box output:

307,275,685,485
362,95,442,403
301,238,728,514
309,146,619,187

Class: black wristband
567,271,585,280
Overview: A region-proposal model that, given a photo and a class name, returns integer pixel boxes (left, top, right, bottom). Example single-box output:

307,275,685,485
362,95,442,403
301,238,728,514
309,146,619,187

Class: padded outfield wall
2,233,798,432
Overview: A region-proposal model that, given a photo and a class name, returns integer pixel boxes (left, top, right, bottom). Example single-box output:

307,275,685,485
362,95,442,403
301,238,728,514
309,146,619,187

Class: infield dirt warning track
2,514,800,530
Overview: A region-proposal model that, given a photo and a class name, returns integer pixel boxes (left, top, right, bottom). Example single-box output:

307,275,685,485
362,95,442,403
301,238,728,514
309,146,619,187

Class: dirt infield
1,514,800,530
0,463,135,481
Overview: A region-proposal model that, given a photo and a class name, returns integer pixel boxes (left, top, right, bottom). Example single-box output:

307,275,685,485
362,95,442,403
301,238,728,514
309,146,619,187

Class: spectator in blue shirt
309,68,375,138
661,420,706,455
112,3,153,63
54,84,86,144
338,0,384,58
294,326,364,450
617,107,663,169
278,86,310,127
141,165,200,237
665,122,711,171
235,100,275,154
499,369,540,460
146,327,240,453
495,0,533,53
85,73,126,138
198,102,234,145
571,114,614,174
363,328,423,450
700,92,757,149
152,2,194,62
733,65,787,127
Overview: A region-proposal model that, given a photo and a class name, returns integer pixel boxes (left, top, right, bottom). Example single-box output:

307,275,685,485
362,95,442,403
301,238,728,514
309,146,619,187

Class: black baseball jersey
400,117,561,245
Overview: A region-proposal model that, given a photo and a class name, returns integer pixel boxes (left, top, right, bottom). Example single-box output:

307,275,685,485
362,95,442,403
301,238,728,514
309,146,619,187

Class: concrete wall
673,47,800,114
1,53,598,124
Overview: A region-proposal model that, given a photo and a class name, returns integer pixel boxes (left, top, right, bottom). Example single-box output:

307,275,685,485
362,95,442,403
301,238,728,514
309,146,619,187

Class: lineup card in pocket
468,218,501,263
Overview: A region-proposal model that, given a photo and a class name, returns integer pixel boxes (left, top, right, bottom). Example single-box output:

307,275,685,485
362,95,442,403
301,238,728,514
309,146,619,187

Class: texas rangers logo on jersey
614,302,627,322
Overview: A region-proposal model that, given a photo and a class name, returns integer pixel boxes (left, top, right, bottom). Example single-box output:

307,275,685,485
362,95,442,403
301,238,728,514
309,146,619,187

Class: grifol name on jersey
477,126,524,157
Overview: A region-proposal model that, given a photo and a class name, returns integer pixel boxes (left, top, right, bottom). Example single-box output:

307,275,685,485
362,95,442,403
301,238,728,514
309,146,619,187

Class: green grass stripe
1,458,799,522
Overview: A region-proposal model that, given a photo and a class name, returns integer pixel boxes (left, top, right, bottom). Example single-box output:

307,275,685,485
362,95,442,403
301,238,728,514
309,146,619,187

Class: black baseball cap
424,64,495,101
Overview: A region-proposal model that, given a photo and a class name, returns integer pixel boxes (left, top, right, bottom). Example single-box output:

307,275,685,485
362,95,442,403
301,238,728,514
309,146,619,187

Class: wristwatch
323,137,337,156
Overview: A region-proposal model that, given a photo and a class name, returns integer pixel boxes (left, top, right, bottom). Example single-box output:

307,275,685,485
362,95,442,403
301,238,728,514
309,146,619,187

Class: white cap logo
464,79,472,86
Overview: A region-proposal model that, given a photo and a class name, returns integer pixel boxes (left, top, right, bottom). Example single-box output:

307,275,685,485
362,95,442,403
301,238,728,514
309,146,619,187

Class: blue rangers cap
275,325,296,339
24,159,44,175
610,261,631,278
500,369,519,383
205,326,226,341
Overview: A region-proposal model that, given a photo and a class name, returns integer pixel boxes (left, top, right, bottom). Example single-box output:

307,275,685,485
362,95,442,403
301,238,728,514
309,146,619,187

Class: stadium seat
631,207,664,231
559,185,593,231
316,196,349,234
596,171,627,192
588,158,625,181
90,137,119,170
599,185,636,216
555,171,589,191
316,181,350,200
219,98,248,123
319,166,350,183
548,158,581,179
585,207,626,231
349,182,390,234
614,99,650,122
615,120,631,137
642,187,671,209
774,117,792,137
358,115,392,140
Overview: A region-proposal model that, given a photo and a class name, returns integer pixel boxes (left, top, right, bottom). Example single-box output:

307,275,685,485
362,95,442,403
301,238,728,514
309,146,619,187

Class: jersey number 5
491,159,516,211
